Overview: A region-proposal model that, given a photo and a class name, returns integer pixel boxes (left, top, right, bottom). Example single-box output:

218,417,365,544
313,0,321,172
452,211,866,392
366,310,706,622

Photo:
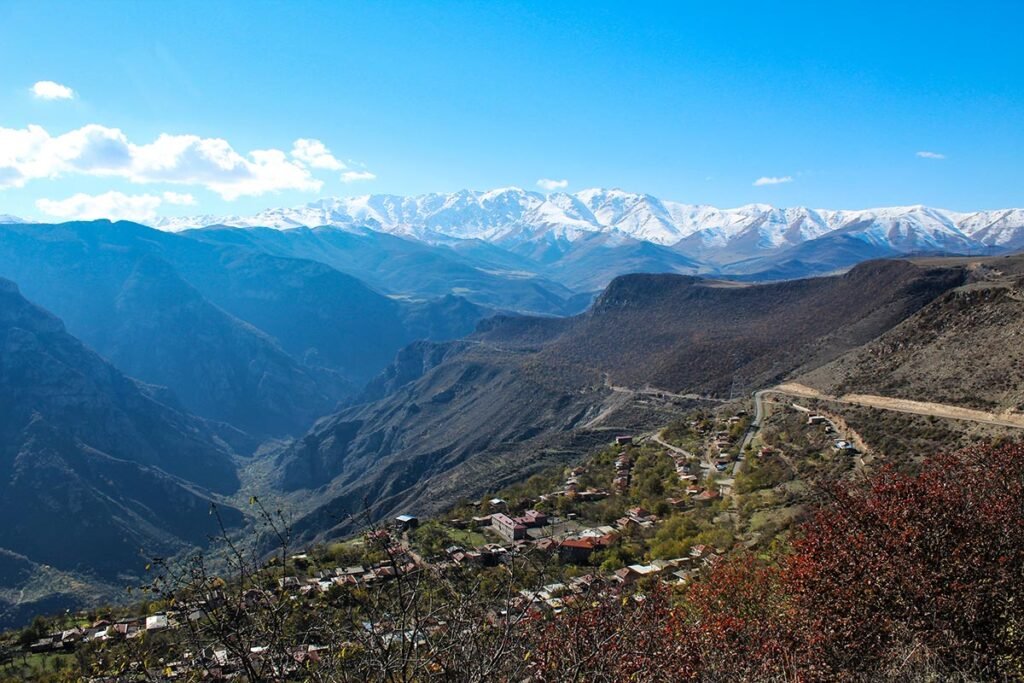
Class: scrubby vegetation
4,440,1022,681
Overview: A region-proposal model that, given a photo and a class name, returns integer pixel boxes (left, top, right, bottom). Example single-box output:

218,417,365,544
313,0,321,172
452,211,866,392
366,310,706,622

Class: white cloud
536,178,569,191
0,123,332,199
31,80,75,100
36,191,165,223
752,175,793,187
341,170,376,183
291,138,345,170
916,150,946,160
161,191,196,205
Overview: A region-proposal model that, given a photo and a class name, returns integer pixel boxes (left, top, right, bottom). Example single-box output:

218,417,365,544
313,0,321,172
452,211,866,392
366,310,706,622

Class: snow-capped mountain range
150,188,1024,266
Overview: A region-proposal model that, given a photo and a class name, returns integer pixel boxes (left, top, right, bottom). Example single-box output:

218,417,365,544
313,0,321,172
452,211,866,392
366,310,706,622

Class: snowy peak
145,189,1024,264
951,208,1024,249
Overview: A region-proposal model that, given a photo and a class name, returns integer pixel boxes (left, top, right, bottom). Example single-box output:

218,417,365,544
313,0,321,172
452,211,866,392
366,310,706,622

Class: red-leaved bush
525,442,1024,681
783,442,1024,680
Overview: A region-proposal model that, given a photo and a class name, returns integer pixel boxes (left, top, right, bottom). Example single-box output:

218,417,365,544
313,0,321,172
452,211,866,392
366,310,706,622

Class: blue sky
1,0,1022,221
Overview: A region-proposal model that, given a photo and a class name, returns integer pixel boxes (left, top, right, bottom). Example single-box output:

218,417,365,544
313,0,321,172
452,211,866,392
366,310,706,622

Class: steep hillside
0,224,348,436
168,249,412,385
0,278,243,622
274,259,966,543
799,256,1024,412
536,260,966,395
107,256,347,435
0,548,115,631
276,343,618,544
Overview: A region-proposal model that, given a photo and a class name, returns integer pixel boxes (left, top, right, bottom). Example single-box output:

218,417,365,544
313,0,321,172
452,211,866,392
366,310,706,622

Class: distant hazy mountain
0,278,243,608
0,222,354,436
152,189,1023,275
180,225,587,315
0,221,505,435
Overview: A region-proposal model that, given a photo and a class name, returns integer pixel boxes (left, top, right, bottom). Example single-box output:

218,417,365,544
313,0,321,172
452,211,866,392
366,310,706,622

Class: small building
534,538,559,553
614,567,637,584
695,489,721,504
394,514,419,531
616,516,638,531
833,440,856,452
514,509,548,528
145,614,169,632
807,415,828,425
366,529,392,544
570,573,602,593
469,515,492,528
615,564,660,583
491,513,527,542
615,435,633,446
29,638,59,654
559,538,599,564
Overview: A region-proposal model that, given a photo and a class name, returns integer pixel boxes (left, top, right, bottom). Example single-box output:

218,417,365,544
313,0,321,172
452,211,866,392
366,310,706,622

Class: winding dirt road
763,383,1024,430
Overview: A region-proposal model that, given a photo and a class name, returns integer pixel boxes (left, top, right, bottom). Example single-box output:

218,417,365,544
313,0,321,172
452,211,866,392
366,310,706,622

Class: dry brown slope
799,273,1024,413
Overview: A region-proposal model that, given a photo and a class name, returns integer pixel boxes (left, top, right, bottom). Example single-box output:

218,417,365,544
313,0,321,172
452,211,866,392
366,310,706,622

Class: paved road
738,390,769,456
751,390,768,428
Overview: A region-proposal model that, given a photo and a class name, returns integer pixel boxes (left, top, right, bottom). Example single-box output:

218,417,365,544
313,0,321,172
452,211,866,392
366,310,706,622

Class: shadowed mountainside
0,278,244,624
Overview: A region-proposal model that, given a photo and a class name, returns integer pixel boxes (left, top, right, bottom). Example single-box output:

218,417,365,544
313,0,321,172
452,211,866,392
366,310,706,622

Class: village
0,399,864,680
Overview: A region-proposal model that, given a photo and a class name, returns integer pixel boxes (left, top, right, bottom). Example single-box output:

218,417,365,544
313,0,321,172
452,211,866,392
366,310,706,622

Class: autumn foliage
783,442,1024,679
526,442,1024,681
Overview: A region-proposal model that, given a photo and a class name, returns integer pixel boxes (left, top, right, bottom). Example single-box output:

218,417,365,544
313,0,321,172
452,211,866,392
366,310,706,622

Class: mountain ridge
149,189,1024,262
